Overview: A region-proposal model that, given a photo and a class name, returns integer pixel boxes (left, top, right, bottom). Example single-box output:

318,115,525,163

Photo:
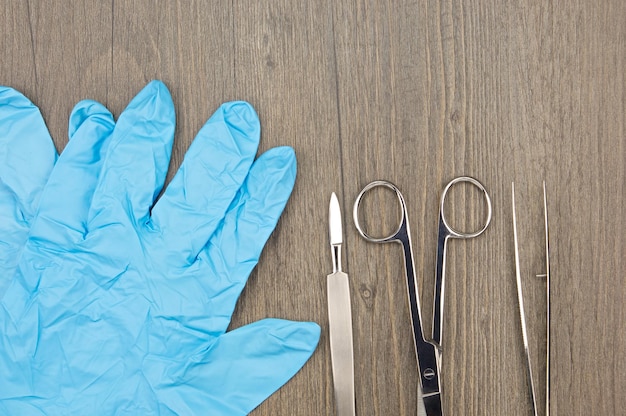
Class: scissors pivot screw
424,368,436,380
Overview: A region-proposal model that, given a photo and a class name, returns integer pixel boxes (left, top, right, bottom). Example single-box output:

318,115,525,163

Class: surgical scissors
353,177,492,416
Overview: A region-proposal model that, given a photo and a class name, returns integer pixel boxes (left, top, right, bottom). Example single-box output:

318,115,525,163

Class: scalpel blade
329,192,343,247
327,192,356,416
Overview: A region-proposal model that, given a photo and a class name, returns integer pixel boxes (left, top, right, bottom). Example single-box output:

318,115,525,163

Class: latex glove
0,86,114,298
0,81,320,415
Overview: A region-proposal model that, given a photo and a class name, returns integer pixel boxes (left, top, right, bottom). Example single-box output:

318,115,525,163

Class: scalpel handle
327,271,356,416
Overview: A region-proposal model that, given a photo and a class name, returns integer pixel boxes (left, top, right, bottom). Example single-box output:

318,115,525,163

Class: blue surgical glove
0,81,320,415
0,86,113,298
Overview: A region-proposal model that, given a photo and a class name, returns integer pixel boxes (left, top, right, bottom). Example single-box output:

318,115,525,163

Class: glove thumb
145,318,320,415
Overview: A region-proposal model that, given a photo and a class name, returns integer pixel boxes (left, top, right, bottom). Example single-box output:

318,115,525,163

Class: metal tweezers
512,182,551,416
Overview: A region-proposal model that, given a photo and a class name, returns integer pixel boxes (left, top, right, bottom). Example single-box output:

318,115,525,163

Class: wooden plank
0,0,624,414
0,1,113,149
110,0,235,183
230,1,340,414
333,0,626,415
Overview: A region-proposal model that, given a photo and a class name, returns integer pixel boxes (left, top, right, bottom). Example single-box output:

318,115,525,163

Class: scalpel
327,192,356,416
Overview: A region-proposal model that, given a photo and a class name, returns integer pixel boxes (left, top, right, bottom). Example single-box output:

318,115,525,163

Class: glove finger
143,319,320,416
0,86,57,296
88,80,175,229
29,100,115,245
150,101,260,265
0,86,57,218
188,147,296,333
68,99,112,140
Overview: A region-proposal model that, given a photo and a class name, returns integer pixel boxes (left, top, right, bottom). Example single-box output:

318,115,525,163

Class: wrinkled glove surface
0,81,320,415
0,86,57,298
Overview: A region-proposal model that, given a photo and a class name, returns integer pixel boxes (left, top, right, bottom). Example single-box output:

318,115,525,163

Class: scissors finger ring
439,176,492,239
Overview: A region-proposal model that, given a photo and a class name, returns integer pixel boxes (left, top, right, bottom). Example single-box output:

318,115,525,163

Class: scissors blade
327,193,356,416
417,386,427,416
422,392,443,416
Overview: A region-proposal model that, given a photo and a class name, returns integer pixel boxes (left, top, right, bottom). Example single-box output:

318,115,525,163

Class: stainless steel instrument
327,192,356,416
511,182,552,416
542,182,551,416
353,178,492,416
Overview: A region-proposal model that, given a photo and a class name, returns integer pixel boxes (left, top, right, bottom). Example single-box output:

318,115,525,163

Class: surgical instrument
327,192,356,416
511,182,551,416
353,177,492,416
542,182,551,416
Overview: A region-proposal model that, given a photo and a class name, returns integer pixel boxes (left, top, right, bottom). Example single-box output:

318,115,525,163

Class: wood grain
1,0,624,414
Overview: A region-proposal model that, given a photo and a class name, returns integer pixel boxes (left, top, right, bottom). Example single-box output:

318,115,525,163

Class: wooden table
2,1,624,414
